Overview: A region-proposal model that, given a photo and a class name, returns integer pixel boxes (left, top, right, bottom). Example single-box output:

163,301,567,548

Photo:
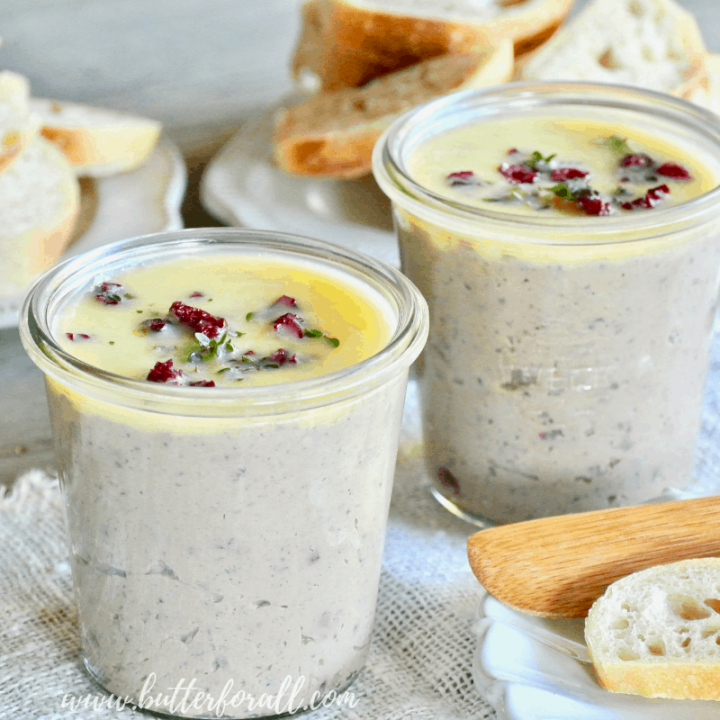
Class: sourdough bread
30,98,161,177
0,137,80,296
302,0,572,91
585,558,720,701
275,42,514,179
515,0,709,103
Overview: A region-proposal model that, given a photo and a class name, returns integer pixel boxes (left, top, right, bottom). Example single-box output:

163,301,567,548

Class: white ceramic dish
0,135,186,329
200,96,400,268
474,593,720,719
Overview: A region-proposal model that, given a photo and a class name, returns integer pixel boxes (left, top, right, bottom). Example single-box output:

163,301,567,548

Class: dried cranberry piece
147,360,183,384
266,349,297,366
620,184,671,210
189,291,204,298
620,154,654,168
95,282,123,305
148,318,167,332
169,301,226,339
437,467,460,496
66,333,90,341
506,148,518,155
189,380,216,387
550,168,588,181
447,171,475,186
499,164,538,184
275,295,297,307
272,313,303,339
656,163,692,180
576,197,611,216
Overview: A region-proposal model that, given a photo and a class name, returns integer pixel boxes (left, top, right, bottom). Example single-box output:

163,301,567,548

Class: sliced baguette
274,42,514,179
30,98,162,177
585,558,720,701
0,71,40,174
515,0,709,102
306,0,572,91
292,0,325,92
0,137,80,296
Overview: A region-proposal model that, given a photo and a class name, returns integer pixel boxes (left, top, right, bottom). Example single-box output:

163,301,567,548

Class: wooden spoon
467,495,720,618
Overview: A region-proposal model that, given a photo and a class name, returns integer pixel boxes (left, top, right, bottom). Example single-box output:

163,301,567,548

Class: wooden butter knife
467,495,720,618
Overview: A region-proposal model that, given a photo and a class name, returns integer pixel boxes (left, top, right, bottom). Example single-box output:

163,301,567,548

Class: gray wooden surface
1,0,719,486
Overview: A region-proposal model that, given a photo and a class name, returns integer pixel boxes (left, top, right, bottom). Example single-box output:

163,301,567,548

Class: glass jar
373,82,720,526
20,228,428,718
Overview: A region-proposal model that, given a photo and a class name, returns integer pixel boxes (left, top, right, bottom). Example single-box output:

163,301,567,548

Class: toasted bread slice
515,0,708,102
585,558,720,701
275,42,514,179
31,98,162,177
0,137,80,296
297,0,572,91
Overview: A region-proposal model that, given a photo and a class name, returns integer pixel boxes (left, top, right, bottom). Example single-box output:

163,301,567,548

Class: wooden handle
467,496,720,618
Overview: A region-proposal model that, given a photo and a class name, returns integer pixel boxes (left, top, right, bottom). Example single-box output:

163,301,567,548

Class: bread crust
313,0,572,90
275,44,514,179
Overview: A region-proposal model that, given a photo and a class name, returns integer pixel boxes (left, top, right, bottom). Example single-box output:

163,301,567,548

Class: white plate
200,96,400,268
474,593,720,719
0,135,186,329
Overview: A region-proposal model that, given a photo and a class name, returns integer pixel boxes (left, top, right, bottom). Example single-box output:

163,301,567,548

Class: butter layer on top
54,254,394,387
406,114,720,217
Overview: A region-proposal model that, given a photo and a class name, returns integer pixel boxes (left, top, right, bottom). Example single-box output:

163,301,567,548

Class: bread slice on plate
0,71,40,174
585,558,720,701
306,0,572,90
274,41,514,179
30,98,162,177
515,0,709,103
0,137,80,296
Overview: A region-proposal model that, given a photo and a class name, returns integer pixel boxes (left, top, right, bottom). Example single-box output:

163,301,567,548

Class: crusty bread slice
275,42,514,179
0,137,80,296
515,0,708,102
585,558,720,701
0,71,40,174
304,0,572,91
292,0,325,92
30,98,162,177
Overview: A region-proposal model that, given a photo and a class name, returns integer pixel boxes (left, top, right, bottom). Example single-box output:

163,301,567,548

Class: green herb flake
548,183,573,200
217,367,230,374
601,135,633,156
526,151,556,170
246,312,254,321
109,341,115,345
324,336,340,348
303,328,323,338
136,310,143,314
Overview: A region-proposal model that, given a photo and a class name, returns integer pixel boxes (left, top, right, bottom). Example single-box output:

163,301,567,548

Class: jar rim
20,228,429,417
372,81,720,245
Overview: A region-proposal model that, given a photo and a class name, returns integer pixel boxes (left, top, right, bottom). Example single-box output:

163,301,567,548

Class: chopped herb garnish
324,337,340,348
601,135,633,156
526,151,556,170
136,310,143,314
246,312,253,321
217,367,230,374
548,183,574,200
303,328,323,338
109,341,115,345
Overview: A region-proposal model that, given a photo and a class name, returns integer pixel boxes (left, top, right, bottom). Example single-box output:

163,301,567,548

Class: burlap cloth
0,383,495,720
